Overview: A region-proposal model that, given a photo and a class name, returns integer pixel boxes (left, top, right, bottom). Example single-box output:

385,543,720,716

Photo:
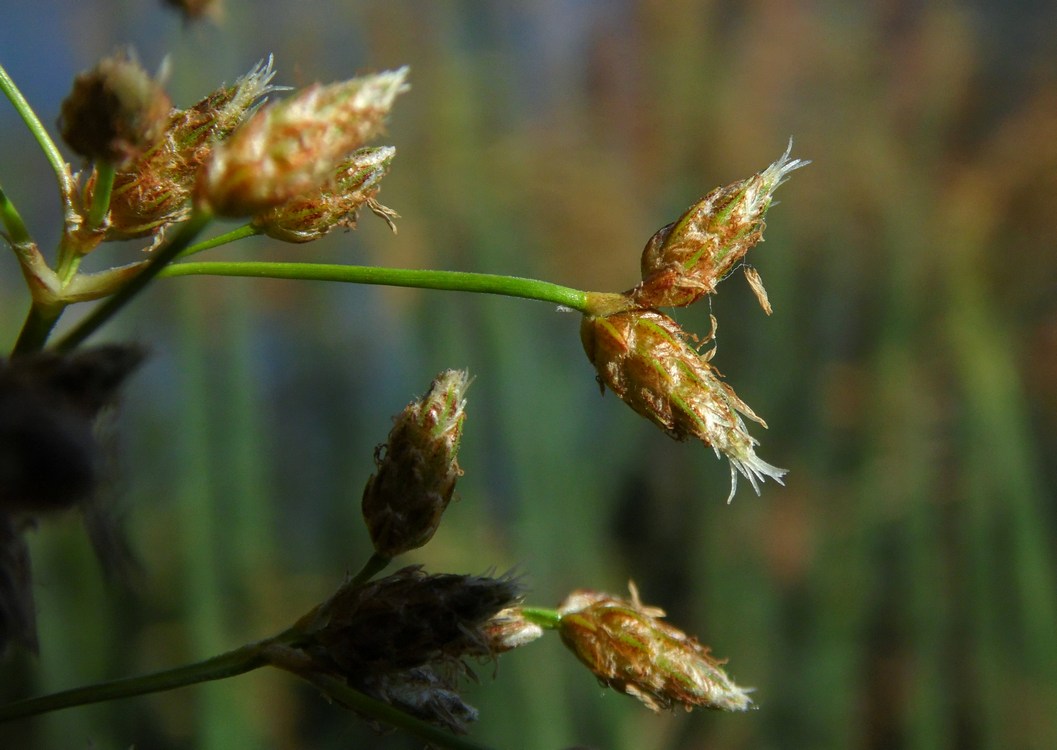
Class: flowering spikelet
58,50,171,167
298,566,521,676
580,310,784,502
197,67,409,216
253,146,397,242
633,142,808,310
558,585,753,712
104,57,278,240
362,369,468,557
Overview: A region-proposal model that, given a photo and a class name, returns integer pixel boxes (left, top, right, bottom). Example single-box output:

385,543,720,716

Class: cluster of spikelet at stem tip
581,142,808,502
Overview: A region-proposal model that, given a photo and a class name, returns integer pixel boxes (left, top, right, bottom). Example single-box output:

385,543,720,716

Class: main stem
161,261,602,312
52,210,212,351
0,641,268,723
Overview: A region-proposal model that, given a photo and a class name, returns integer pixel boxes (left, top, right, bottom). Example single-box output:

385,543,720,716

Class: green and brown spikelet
558,585,752,712
361,370,469,557
197,67,408,217
632,141,808,311
581,309,785,502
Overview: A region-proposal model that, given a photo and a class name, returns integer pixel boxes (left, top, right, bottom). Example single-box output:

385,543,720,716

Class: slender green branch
52,210,213,351
302,673,498,750
176,222,262,258
0,184,33,247
87,161,115,230
160,261,594,311
0,62,75,199
0,641,269,723
348,552,392,587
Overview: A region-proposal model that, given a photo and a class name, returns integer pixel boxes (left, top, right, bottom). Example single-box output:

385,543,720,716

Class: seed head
252,146,397,242
300,566,521,676
362,369,468,557
197,67,409,216
58,50,171,167
105,57,278,240
558,585,753,712
580,310,784,502
633,142,808,310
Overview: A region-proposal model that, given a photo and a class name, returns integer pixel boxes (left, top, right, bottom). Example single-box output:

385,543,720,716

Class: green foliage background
2,1,1057,748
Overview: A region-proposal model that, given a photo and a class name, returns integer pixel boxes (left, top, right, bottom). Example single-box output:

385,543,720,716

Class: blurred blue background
2,1,1057,748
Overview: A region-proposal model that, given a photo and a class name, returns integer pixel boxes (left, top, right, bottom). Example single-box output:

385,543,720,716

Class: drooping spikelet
580,310,785,502
558,584,753,712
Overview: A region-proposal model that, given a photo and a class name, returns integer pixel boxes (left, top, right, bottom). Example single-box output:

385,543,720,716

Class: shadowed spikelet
361,369,469,557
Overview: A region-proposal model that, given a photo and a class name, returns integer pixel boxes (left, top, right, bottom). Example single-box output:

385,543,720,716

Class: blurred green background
3,1,1057,748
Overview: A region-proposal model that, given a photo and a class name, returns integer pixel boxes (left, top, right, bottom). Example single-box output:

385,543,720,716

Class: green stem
176,222,261,258
302,673,497,750
52,210,213,351
11,304,65,356
0,62,76,199
87,161,115,230
0,184,33,246
160,261,595,312
0,641,269,723
520,607,563,630
348,552,392,587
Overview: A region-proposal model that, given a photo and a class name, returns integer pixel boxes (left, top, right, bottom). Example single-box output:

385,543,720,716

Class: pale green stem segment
0,641,269,723
176,222,261,258
161,261,594,311
0,62,76,199
519,607,563,630
52,210,214,351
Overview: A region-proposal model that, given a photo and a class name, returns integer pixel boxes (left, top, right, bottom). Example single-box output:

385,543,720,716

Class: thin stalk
0,62,76,199
0,641,269,723
348,552,392,587
301,673,497,750
52,210,213,351
160,261,601,312
520,607,562,630
176,222,261,258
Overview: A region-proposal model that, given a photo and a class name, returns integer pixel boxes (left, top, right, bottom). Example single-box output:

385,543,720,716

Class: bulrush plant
0,47,805,748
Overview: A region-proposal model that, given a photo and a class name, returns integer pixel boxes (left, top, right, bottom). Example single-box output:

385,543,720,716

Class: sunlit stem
160,261,607,313
0,62,76,201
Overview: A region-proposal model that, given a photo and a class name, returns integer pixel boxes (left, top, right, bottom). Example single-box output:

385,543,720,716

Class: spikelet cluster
582,144,806,500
